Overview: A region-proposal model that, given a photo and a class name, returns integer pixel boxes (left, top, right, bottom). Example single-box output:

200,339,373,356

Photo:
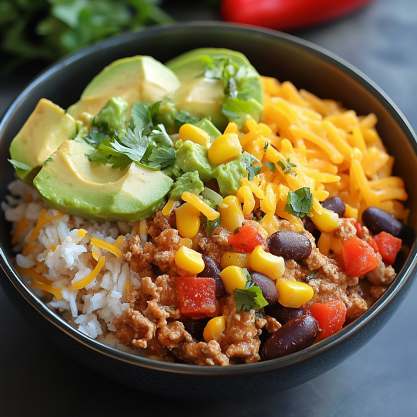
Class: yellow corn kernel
218,196,244,232
220,266,248,294
175,202,201,239
220,252,251,270
179,123,211,148
207,133,242,165
224,122,239,135
174,246,205,274
311,207,339,233
318,232,331,256
182,191,220,221
203,316,226,342
276,280,314,308
250,245,285,281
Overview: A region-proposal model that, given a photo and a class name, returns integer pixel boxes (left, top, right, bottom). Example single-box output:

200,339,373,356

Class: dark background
1,0,417,415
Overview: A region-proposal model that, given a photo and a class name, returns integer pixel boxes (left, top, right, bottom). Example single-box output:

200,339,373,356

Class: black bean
249,272,278,305
362,207,404,237
303,217,321,242
268,230,312,261
199,255,226,298
181,317,210,341
322,196,346,217
265,303,304,324
261,315,319,360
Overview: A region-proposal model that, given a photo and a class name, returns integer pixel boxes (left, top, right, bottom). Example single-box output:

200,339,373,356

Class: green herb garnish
263,162,276,173
277,158,297,176
285,187,313,218
234,268,268,311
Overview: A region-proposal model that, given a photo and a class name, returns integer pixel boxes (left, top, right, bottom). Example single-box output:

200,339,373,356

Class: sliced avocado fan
67,56,180,119
33,139,173,222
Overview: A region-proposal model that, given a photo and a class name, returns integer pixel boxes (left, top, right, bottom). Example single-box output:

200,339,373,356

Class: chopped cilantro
285,187,313,218
234,268,268,311
234,286,268,311
263,162,276,173
149,124,173,147
248,164,262,181
174,111,200,129
147,147,176,170
201,215,220,237
8,159,31,170
263,141,269,151
85,129,109,147
277,158,297,176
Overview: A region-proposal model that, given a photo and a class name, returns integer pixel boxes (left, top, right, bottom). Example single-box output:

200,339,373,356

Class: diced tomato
176,277,217,317
304,300,347,341
366,236,379,253
353,221,362,236
228,223,266,253
342,236,380,276
373,232,402,265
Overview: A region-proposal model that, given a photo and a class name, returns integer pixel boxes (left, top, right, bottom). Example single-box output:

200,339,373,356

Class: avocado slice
67,56,180,119
9,99,77,184
166,48,264,130
33,139,173,222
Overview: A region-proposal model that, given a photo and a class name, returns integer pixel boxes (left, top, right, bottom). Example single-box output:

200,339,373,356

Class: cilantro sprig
202,56,260,122
277,158,297,176
234,268,268,311
285,187,313,218
86,101,176,171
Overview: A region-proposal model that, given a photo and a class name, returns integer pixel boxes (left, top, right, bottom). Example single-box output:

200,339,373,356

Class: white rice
2,180,143,355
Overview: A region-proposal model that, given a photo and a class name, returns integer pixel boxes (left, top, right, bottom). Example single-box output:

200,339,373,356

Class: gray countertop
1,0,417,415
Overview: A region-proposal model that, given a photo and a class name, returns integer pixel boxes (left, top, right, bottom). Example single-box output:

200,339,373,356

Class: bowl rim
1,21,417,376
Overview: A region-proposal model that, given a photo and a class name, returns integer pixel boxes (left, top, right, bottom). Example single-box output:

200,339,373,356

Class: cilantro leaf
87,150,108,165
130,103,153,134
306,270,319,280
8,159,31,170
234,286,268,311
149,124,173,147
277,158,297,176
147,146,176,170
222,97,253,119
263,162,276,173
118,126,151,161
201,215,220,237
248,164,262,181
174,111,200,128
285,187,313,218
85,129,109,148
242,268,252,284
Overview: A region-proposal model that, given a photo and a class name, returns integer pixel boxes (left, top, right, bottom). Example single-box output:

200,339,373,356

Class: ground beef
117,208,400,365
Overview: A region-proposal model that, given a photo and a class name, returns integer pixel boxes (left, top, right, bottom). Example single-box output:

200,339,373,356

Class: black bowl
1,22,417,400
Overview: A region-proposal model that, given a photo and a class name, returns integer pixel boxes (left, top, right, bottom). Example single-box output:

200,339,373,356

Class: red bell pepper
342,236,380,277
304,300,347,340
221,0,375,32
228,223,266,253
176,277,217,317
353,220,362,236
373,232,402,265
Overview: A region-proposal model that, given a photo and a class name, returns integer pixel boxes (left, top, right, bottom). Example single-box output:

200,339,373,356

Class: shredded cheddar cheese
71,256,106,290
91,237,122,259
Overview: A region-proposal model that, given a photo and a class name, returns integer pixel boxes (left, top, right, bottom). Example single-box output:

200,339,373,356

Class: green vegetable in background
0,0,173,70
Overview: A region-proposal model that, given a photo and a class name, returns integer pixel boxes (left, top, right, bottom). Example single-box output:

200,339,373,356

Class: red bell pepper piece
176,277,217,317
366,236,379,253
373,232,402,265
228,223,266,253
304,300,347,341
342,236,380,277
221,0,375,32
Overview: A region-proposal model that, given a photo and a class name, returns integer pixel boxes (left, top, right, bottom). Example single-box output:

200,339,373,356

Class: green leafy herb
1,0,174,70
201,214,220,237
247,164,262,181
234,268,268,311
85,130,109,147
149,124,173,147
263,141,269,151
8,159,31,170
277,158,297,176
234,286,268,311
285,187,313,218
174,111,200,128
147,146,176,170
263,162,276,173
